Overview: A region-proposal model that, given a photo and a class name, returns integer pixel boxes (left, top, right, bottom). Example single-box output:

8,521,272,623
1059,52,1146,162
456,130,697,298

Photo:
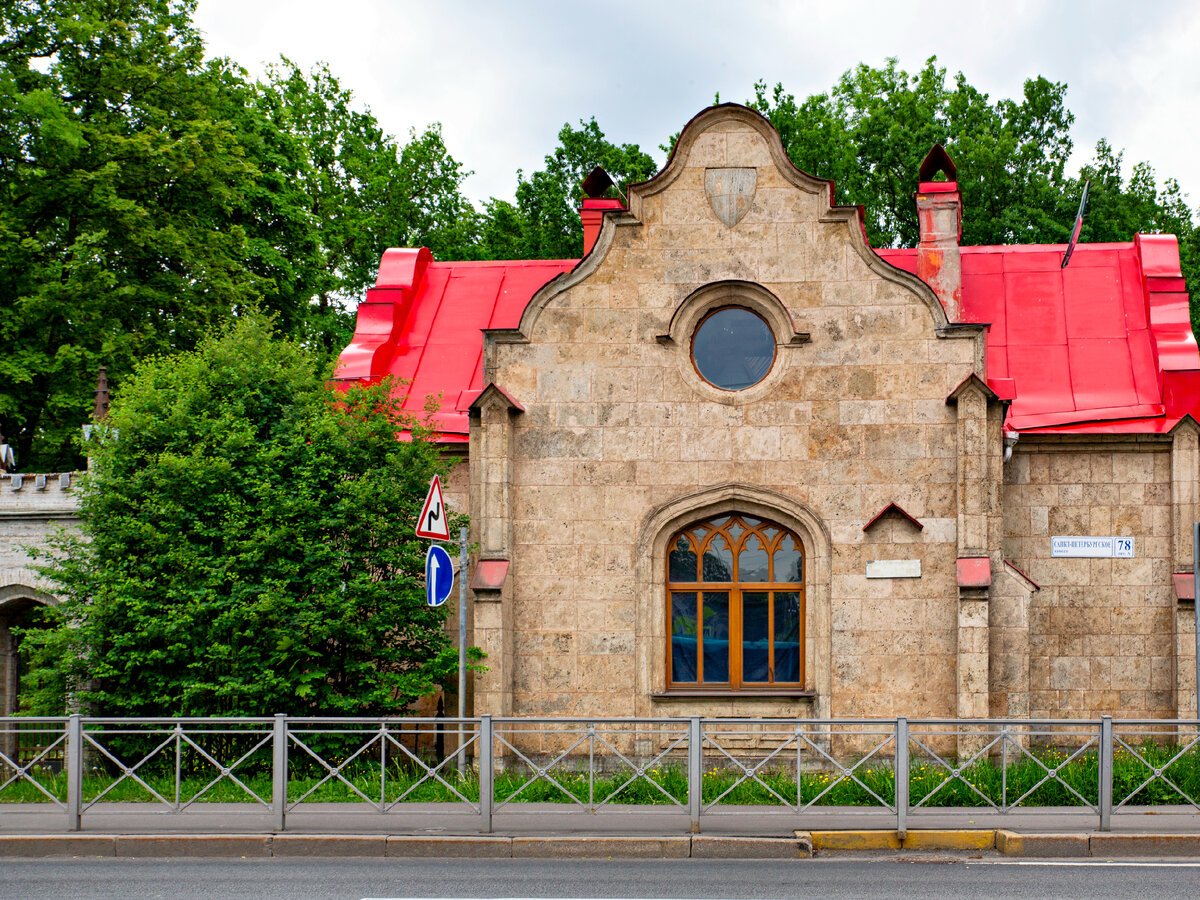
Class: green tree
1073,140,1199,327
749,58,1078,248
749,58,1199,331
0,2,481,470
254,60,479,349
23,313,470,717
479,118,658,260
0,0,271,472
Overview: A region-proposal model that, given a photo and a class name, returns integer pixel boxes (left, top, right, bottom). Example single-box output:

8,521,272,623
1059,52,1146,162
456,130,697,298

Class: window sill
651,690,816,700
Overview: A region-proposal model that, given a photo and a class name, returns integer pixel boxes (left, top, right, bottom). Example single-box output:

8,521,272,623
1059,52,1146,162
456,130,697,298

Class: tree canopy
252,60,479,349
0,0,261,471
4,2,1200,476
747,58,1199,318
477,118,658,261
0,0,479,471
21,313,468,717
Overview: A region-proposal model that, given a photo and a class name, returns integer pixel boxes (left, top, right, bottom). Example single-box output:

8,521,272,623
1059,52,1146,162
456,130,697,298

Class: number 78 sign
415,475,451,540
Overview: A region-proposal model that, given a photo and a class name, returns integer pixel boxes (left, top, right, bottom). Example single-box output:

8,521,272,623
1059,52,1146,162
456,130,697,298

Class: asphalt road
3,857,1200,900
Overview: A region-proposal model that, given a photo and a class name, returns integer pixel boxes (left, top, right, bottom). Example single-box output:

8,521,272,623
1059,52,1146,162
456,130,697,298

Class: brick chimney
579,166,625,257
915,144,963,322
581,198,625,256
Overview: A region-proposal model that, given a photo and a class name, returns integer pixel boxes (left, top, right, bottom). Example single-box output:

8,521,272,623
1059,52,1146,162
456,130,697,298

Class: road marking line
974,860,1200,867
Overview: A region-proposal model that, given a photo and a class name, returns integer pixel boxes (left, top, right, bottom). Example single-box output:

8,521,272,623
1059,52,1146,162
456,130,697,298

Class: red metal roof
878,233,1200,434
334,250,577,442
338,232,1200,442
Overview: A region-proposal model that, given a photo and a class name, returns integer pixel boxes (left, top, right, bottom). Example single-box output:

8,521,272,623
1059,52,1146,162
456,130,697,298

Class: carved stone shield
705,167,756,227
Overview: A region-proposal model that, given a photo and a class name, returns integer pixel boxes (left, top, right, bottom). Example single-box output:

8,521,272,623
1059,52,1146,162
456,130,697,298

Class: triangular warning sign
415,474,450,540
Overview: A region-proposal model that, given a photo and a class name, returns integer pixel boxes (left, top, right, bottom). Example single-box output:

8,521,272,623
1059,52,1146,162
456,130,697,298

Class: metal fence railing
1,715,1197,833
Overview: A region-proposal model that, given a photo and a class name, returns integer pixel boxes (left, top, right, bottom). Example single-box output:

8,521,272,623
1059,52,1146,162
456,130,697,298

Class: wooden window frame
665,514,805,692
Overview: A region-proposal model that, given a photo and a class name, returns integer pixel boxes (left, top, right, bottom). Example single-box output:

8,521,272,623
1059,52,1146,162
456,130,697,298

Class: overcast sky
193,0,1200,212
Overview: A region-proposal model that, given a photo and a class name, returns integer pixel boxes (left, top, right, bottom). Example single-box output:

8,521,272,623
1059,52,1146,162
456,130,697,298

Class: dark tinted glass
692,308,775,390
668,537,697,582
671,592,697,682
773,535,803,582
738,534,769,581
702,534,733,582
701,592,729,682
742,591,770,682
774,591,802,683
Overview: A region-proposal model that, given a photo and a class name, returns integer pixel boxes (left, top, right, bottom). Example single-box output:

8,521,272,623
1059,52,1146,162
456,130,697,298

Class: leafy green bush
21,313,473,719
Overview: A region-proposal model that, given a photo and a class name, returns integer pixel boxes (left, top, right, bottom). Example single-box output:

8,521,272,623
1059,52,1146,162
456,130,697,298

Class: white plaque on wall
1050,536,1134,558
865,559,922,579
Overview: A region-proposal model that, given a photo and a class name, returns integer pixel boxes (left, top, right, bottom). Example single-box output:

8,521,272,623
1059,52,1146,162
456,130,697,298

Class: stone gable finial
92,365,110,422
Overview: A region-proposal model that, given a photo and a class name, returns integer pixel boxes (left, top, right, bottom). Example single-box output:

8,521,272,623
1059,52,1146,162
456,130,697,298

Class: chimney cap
918,144,957,184
582,166,615,199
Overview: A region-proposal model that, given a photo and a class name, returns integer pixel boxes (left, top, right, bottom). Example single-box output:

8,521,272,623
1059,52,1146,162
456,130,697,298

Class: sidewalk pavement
2,803,1199,858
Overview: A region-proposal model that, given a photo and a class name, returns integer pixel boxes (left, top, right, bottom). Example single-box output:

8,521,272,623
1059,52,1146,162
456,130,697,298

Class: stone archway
0,585,59,765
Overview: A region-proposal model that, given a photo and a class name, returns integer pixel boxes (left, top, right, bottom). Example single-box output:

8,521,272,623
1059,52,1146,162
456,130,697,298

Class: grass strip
1,746,1196,808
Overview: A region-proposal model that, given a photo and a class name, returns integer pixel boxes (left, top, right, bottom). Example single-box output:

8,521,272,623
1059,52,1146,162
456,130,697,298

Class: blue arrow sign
425,544,454,607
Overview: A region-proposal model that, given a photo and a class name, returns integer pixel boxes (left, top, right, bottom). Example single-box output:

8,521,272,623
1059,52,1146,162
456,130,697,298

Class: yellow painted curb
903,830,995,851
807,831,902,851
804,830,997,852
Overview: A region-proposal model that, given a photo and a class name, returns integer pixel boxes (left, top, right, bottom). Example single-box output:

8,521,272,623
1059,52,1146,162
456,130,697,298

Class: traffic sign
425,544,454,607
415,474,450,540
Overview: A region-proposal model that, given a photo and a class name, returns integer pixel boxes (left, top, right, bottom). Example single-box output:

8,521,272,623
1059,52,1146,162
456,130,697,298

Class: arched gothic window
666,514,805,691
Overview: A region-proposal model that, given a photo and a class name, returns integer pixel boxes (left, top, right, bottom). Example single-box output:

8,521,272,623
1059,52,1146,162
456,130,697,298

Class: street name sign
415,474,450,540
865,559,922,579
1050,536,1134,558
425,544,454,607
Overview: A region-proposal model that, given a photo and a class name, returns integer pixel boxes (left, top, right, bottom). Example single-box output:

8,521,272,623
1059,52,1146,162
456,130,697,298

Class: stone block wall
0,472,77,723
0,472,78,594
1002,441,1175,719
475,106,982,723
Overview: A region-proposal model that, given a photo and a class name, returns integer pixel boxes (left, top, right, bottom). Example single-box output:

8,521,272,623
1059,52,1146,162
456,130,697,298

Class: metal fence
1,715,1198,834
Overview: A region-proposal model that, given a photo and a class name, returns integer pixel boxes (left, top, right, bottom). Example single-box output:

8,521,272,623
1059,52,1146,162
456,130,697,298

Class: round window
691,307,776,391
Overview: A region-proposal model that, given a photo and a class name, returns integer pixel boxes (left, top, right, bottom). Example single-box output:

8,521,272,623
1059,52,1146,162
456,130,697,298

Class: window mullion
800,588,806,688
731,588,742,690
767,590,775,684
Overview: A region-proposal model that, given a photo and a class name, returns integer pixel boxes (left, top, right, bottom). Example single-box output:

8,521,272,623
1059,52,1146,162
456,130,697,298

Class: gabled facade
335,104,1200,722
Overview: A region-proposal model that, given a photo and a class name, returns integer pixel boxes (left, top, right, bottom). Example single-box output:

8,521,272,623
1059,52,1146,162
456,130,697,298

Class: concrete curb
995,830,1088,858
0,833,808,859
511,836,692,858
1,831,1198,859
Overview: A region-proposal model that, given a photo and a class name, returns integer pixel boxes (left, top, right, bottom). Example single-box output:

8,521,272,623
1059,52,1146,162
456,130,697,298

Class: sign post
415,475,468,772
458,525,468,775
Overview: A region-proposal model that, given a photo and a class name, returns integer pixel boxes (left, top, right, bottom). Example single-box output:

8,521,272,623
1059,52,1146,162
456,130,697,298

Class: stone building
336,103,1200,724
0,378,102,728
4,104,1198,728
0,468,76,727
